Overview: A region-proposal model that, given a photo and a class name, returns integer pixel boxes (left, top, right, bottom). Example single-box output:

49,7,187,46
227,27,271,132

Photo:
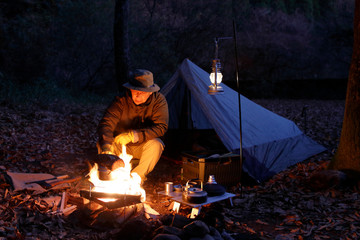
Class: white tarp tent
161,58,326,182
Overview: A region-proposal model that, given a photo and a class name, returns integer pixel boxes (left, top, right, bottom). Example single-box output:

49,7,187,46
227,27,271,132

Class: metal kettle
182,179,208,204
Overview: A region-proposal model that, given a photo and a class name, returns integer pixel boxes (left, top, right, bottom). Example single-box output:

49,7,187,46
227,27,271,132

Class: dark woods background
0,0,355,107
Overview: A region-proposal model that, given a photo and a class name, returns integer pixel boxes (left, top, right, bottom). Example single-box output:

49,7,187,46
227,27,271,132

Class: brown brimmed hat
123,69,160,92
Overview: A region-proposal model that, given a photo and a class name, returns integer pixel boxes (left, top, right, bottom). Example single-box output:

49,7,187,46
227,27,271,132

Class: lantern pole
233,20,243,196
208,20,243,196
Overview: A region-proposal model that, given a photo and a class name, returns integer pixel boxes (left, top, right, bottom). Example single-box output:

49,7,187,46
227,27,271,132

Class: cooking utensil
95,154,125,180
165,182,174,195
96,153,124,169
182,187,208,204
173,184,183,192
182,179,207,204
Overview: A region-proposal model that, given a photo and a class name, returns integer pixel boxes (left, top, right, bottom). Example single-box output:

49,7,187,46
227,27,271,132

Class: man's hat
123,69,160,92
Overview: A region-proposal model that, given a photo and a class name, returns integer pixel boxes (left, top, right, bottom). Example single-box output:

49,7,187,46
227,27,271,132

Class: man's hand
101,144,114,155
114,132,134,145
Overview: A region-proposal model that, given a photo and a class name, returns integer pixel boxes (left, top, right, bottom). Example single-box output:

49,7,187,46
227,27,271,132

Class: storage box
181,151,242,186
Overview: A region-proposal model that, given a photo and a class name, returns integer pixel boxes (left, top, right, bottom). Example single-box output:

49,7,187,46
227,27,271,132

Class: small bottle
204,175,225,196
207,175,217,184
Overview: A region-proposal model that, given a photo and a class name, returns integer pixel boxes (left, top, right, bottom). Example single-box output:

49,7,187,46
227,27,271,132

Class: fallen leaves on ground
1,99,359,239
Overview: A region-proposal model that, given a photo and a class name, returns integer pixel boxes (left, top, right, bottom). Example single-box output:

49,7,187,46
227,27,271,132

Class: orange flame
88,145,145,202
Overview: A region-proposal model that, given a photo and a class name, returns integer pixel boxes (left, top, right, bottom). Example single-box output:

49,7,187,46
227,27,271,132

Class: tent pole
233,20,243,197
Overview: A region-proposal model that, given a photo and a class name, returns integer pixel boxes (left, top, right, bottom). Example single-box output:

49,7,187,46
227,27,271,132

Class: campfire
81,145,145,208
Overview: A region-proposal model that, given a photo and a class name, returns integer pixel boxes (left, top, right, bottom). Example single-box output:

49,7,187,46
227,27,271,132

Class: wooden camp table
158,191,235,218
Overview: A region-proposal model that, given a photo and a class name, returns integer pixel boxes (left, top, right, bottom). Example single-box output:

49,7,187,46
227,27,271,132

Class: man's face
130,89,152,105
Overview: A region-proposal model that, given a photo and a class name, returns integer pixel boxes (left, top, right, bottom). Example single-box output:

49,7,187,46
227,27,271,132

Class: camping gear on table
173,184,183,192
203,175,225,196
182,179,207,204
161,58,326,182
165,182,174,195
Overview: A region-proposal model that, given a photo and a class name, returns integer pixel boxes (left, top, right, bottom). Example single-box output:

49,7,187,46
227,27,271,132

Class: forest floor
1,99,359,239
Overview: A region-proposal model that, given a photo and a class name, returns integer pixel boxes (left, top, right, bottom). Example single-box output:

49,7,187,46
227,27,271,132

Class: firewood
67,194,88,207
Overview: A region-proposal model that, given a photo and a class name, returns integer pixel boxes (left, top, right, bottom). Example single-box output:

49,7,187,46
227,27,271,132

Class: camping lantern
208,38,224,95
208,58,223,94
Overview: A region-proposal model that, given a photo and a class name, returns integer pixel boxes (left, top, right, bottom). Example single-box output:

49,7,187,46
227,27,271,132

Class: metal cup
165,182,174,195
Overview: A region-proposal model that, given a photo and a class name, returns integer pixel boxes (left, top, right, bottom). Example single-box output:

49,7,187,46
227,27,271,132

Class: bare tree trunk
114,0,130,91
329,0,360,172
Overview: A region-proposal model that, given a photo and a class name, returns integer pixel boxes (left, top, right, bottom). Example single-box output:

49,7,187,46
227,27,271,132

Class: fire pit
80,190,141,209
84,145,146,208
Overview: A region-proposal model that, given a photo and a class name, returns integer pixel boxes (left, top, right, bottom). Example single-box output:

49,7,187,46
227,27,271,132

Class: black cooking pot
96,154,123,168
97,165,112,181
95,154,124,181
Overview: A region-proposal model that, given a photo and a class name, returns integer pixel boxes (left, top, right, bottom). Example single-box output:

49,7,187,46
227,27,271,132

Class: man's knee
144,138,164,152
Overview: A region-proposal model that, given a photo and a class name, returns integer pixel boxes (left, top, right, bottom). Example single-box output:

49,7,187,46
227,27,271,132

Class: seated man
97,69,169,181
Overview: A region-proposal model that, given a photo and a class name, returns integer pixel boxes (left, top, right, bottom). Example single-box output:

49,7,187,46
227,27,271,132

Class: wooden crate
181,151,242,186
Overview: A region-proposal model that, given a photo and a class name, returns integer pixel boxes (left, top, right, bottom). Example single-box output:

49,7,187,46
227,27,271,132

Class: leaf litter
1,99,359,239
